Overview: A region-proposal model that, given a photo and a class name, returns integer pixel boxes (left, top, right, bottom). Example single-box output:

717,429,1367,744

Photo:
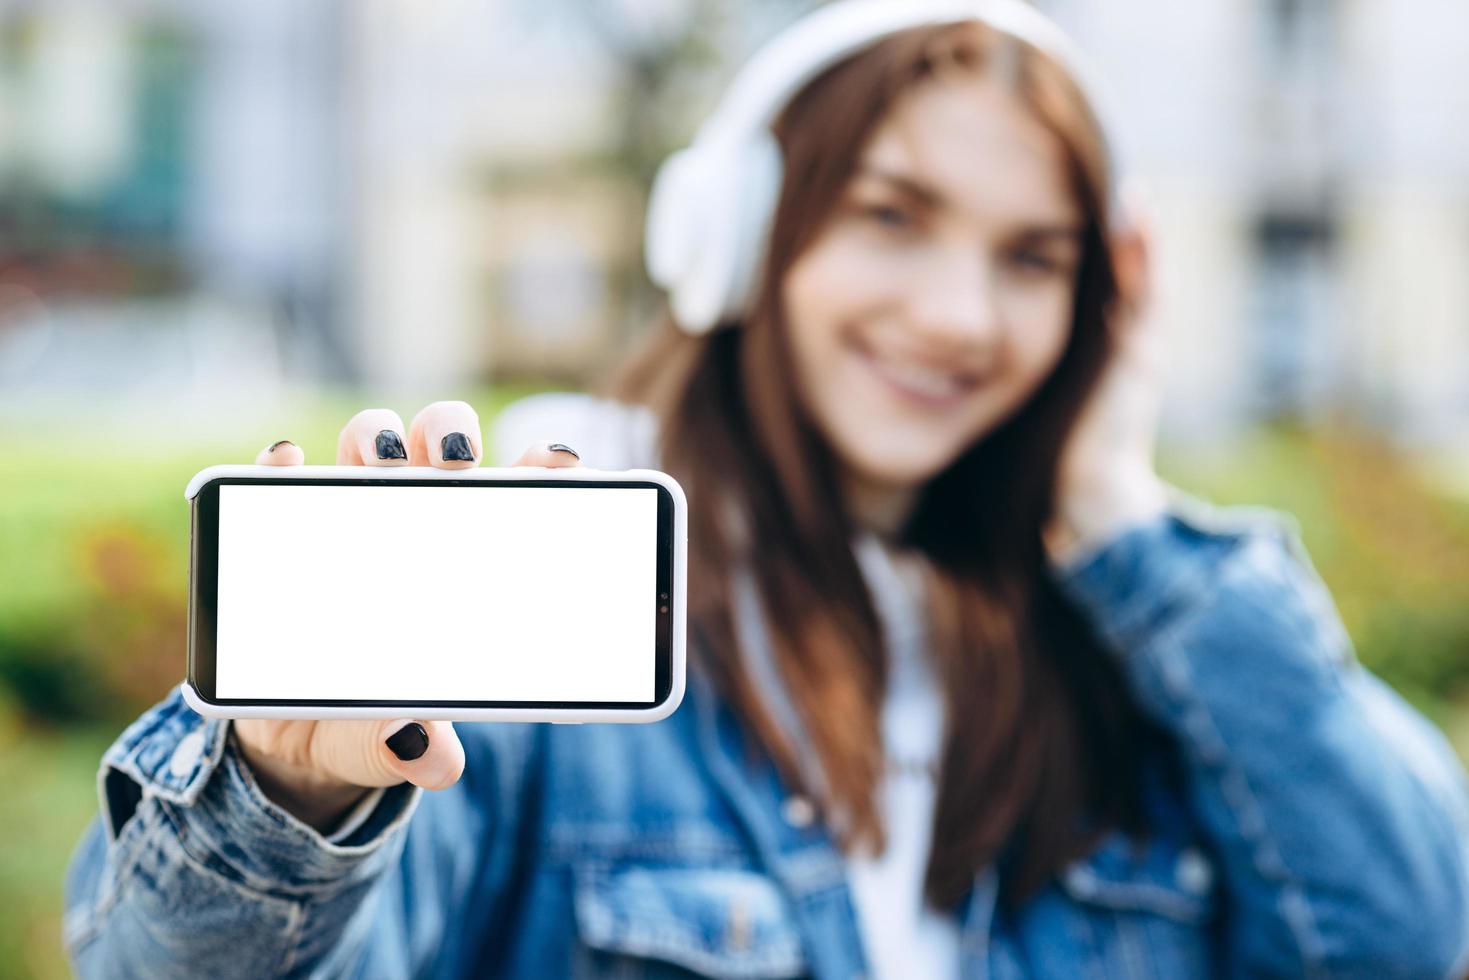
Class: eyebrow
852,165,1085,242
855,165,947,208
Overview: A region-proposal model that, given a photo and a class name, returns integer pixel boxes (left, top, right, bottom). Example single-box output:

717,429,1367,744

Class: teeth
872,355,968,399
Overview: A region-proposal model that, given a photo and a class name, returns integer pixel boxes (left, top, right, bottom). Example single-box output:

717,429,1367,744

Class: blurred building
0,0,351,403
0,0,1465,454
1046,0,1469,450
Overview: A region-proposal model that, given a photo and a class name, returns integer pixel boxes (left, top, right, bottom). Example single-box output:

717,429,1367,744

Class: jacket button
168,730,207,779
727,897,751,950
1175,847,1214,895
1062,863,1094,897
781,794,816,828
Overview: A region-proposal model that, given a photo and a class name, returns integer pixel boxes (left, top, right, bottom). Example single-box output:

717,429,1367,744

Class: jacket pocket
1059,831,1217,923
1048,830,1220,979
572,863,809,979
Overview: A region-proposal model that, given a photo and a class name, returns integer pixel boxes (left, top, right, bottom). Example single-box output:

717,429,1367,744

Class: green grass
0,714,114,980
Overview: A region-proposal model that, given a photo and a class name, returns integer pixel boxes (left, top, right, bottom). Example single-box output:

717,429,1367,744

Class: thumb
320,719,465,791
377,719,464,790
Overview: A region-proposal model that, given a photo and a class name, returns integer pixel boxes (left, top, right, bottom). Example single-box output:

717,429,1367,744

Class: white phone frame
180,464,687,723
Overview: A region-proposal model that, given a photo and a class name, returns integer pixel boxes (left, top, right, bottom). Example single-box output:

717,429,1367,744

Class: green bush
1161,422,1469,729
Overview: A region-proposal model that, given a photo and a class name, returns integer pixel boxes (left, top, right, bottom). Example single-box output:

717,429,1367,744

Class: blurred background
2,0,1467,975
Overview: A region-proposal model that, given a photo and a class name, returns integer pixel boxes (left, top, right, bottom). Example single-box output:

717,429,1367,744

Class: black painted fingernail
375,430,407,460
441,432,475,461
268,440,294,453
386,723,429,761
547,442,579,459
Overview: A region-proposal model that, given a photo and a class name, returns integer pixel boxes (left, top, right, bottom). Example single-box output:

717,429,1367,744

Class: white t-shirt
845,532,962,980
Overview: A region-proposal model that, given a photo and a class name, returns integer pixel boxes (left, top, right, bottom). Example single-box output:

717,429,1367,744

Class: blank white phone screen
214,484,658,702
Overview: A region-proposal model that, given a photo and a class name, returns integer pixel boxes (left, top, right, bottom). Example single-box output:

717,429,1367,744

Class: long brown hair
604,19,1147,910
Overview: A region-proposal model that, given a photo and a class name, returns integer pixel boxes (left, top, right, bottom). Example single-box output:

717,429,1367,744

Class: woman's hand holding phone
231,400,582,832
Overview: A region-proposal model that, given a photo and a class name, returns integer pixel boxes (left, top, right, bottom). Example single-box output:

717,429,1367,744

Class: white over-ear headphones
644,0,1126,335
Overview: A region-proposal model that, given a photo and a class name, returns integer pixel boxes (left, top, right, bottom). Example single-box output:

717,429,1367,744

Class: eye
1006,249,1063,274
863,203,915,230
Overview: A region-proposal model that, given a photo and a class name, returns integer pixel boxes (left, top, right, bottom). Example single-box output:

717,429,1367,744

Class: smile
855,344,980,408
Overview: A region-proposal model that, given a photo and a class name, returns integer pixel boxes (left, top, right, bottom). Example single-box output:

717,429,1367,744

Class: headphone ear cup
720,130,784,327
644,133,784,334
644,143,726,333
644,146,702,295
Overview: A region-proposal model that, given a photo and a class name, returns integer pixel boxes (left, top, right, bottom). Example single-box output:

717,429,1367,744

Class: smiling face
781,73,1085,522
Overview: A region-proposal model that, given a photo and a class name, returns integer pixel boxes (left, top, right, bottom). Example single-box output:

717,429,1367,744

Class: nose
903,246,1002,355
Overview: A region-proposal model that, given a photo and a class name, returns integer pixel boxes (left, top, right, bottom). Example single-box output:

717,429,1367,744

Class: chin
841,440,966,489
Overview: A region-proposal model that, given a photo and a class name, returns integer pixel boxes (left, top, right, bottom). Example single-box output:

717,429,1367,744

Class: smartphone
181,464,686,722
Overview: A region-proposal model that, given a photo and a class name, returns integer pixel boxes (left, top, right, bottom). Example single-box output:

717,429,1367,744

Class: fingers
1109,216,1153,325
510,441,583,469
406,400,482,469
255,440,305,466
259,405,581,476
337,409,409,466
376,719,464,791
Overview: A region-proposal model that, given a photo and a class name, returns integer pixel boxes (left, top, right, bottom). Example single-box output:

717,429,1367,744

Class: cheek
1008,291,1073,383
782,240,890,406
784,254,926,476
783,235,891,329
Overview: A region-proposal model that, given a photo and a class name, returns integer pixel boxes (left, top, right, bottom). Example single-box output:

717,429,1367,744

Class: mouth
852,340,981,409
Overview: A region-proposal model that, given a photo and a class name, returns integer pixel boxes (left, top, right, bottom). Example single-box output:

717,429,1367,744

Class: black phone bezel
187,475,676,710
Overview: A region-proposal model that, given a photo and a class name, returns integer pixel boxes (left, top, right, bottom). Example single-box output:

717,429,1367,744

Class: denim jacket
65,394,1469,979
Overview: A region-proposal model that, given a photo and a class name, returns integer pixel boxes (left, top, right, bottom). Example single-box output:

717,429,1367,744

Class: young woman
65,2,1469,977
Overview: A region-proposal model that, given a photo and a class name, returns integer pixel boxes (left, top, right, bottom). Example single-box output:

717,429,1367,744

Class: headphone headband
708,0,1105,139
645,0,1125,334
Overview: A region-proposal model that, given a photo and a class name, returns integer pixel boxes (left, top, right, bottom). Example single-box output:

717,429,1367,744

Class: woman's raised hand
231,400,582,833
1044,201,1170,564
